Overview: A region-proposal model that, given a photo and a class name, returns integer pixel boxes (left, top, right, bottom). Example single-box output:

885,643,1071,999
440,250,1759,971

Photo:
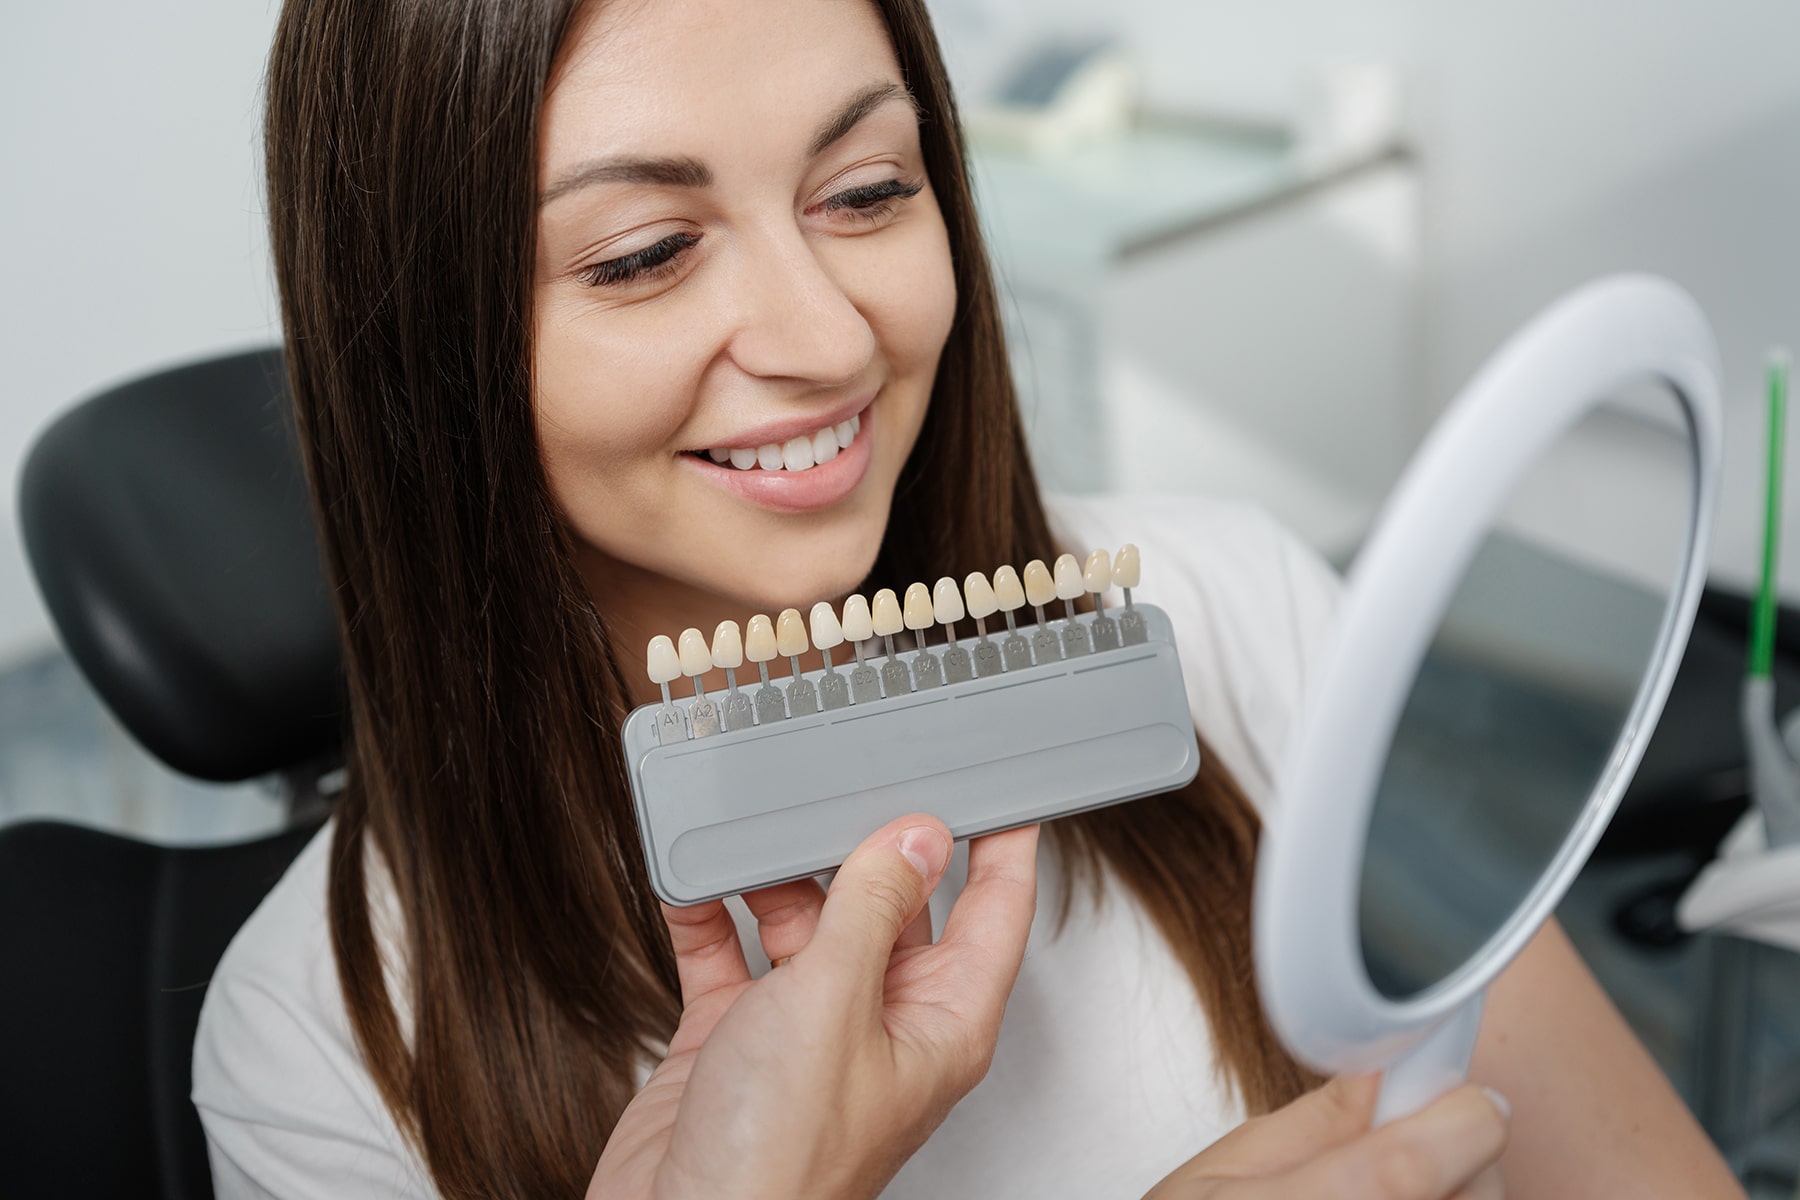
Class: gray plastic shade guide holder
623,603,1199,905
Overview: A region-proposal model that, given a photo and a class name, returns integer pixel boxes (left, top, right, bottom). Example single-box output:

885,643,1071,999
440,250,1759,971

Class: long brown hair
264,1,1312,1195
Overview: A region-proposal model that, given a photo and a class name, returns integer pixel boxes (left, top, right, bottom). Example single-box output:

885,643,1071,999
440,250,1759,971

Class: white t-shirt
193,493,1341,1199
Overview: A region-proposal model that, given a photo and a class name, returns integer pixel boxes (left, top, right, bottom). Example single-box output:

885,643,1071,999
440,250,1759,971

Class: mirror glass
1358,384,1696,1000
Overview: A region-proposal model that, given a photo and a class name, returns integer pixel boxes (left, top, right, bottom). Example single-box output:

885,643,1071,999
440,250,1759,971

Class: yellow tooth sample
745,614,778,662
1023,559,1056,608
1114,543,1141,589
776,608,810,657
871,588,904,637
992,565,1026,611
933,577,965,624
840,593,874,642
1084,549,1112,594
903,582,935,631
1053,553,1085,601
963,572,999,619
809,601,844,649
678,627,713,677
711,620,744,669
646,635,681,684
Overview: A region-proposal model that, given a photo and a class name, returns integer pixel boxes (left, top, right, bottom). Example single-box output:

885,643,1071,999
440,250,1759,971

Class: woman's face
533,0,956,624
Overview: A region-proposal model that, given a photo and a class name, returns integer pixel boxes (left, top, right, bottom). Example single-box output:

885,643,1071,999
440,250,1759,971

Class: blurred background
4,0,1800,1193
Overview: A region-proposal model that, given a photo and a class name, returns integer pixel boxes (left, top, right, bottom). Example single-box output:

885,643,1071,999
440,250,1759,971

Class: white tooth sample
646,635,681,684
834,419,855,449
781,435,815,471
809,602,844,649
841,593,874,641
1114,543,1141,589
729,446,758,470
1053,553,1085,601
757,443,783,471
903,582,934,631
963,572,999,619
871,588,904,637
711,620,744,668
678,627,713,677
1084,549,1112,593
776,608,810,657
992,565,1025,611
707,448,730,463
1023,559,1056,608
745,614,778,662
933,577,965,624
811,427,839,464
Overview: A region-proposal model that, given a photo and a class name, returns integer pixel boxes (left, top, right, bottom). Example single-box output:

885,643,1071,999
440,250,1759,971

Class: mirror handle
1373,991,1486,1126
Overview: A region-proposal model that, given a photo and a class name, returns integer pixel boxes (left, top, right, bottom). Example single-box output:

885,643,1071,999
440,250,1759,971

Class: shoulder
1045,492,1342,809
193,822,432,1198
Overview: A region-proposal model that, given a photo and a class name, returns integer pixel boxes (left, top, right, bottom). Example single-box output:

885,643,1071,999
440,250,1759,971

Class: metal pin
903,583,943,689
745,614,787,723
810,602,851,711
1116,543,1146,645
646,635,687,745
840,594,882,705
964,572,1004,678
1023,559,1062,665
1085,549,1121,652
778,608,818,716
677,628,722,737
872,588,913,697
935,577,973,683
711,621,754,731
1053,553,1092,658
991,565,1034,672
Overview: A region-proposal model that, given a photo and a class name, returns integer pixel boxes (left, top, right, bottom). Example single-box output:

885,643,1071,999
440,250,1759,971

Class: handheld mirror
1254,275,1722,1124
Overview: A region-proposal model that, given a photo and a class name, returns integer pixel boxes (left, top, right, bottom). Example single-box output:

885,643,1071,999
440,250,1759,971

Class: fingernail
1481,1086,1511,1122
899,826,950,879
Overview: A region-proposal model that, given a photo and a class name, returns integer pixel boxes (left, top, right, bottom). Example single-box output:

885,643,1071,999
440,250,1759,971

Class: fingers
742,877,828,966
1192,1073,1381,1179
895,901,935,953
810,814,954,985
1283,1083,1509,1199
661,899,751,1007
935,822,1041,1002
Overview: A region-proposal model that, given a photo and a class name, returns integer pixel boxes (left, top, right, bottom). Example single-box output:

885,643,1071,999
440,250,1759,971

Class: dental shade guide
810,602,851,711
1023,559,1063,664
964,571,1004,678
1086,549,1121,651
841,593,883,705
712,621,755,732
778,609,818,716
935,577,974,684
872,588,913,698
627,544,1199,905
904,583,944,689
992,565,1034,672
1116,543,1147,646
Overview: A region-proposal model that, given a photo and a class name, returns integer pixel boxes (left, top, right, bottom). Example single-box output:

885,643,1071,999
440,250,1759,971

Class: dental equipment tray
622,603,1198,905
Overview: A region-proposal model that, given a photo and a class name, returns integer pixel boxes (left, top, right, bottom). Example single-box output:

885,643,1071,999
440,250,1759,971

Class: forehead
542,0,904,175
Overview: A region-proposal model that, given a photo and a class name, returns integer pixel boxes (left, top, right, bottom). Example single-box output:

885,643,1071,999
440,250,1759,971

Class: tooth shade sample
647,635,681,684
810,602,845,649
934,577,965,624
1084,549,1112,593
677,628,713,676
963,572,999,619
992,565,1026,611
776,608,810,657
841,593,874,641
745,614,778,662
711,620,745,669
1114,543,1141,589
1053,554,1085,601
871,588,904,637
1023,559,1056,607
903,583,935,630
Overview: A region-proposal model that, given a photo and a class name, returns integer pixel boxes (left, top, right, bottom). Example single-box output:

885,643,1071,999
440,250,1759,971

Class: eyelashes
576,177,926,289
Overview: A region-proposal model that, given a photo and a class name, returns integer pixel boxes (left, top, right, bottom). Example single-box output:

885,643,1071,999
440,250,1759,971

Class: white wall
936,0,1800,593
0,2,281,664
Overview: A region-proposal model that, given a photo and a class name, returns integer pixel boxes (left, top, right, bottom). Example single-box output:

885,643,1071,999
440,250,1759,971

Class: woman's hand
589,814,1040,1200
1144,1074,1510,1199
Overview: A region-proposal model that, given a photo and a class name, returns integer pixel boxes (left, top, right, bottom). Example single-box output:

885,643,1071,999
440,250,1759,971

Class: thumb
808,814,953,985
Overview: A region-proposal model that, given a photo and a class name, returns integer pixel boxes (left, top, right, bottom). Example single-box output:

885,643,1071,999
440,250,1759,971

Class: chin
712,511,890,613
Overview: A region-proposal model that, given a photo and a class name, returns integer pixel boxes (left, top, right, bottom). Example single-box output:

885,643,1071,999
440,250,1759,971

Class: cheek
861,206,958,382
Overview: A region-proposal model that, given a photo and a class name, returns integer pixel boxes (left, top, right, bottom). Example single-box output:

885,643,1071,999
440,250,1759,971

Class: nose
724,228,876,387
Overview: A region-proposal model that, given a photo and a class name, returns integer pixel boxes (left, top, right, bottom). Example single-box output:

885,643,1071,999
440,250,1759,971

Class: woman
194,0,1742,1196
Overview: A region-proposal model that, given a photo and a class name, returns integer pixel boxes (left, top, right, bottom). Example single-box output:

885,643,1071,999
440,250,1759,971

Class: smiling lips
700,412,861,473
682,406,874,514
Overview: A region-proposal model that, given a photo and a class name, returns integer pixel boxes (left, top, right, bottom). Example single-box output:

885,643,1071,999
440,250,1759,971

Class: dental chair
2,347,342,1200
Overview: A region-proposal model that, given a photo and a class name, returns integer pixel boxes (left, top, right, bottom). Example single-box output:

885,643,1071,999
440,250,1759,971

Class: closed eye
577,232,701,288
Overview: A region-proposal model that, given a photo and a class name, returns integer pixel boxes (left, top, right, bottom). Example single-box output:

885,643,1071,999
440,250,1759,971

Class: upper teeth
704,414,860,472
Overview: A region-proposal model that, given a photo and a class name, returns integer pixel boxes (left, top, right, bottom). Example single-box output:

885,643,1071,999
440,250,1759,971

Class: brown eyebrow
540,82,917,207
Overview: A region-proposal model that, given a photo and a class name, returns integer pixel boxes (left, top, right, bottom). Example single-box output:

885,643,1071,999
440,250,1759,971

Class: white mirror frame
1253,275,1722,1123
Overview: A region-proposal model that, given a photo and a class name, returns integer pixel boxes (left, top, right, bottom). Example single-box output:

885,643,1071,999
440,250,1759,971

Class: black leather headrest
18,348,343,782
